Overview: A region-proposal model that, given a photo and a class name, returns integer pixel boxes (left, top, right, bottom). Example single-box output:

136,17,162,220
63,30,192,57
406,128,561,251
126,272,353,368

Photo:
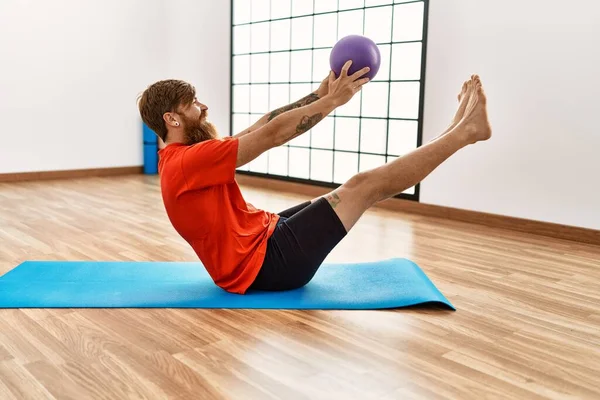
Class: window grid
308,0,316,181
357,0,367,173
232,79,421,85
286,1,292,177
232,40,423,57
331,0,340,184
231,0,428,199
234,1,424,27
385,0,396,164
232,111,419,122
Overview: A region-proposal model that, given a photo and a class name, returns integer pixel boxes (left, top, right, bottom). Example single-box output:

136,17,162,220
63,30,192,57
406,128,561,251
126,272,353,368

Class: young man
137,62,492,294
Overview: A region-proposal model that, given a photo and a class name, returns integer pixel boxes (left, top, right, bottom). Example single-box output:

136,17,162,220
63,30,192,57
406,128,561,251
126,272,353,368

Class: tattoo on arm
267,93,320,121
295,113,323,135
325,192,342,209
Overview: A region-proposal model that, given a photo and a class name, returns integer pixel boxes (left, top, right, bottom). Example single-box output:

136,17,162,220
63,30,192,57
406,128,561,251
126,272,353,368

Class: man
137,61,492,294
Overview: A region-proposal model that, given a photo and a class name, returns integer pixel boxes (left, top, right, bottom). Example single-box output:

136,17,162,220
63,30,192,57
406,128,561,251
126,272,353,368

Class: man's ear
163,112,180,127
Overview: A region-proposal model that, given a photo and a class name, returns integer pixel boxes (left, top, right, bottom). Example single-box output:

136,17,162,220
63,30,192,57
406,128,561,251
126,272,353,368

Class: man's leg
277,201,312,218
323,75,492,232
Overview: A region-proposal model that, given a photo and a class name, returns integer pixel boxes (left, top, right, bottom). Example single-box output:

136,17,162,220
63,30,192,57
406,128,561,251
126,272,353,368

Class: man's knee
341,171,381,205
343,171,369,190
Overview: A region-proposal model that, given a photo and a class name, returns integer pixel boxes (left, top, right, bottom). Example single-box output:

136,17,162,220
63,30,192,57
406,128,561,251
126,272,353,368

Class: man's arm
233,91,322,139
236,61,370,168
265,92,321,122
236,95,337,167
233,74,330,139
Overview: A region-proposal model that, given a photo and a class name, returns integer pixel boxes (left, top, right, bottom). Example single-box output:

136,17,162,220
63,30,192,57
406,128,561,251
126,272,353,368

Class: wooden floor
0,175,599,400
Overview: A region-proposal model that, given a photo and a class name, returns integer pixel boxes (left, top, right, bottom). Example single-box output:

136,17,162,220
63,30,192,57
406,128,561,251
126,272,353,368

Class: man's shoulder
158,143,186,156
186,137,238,152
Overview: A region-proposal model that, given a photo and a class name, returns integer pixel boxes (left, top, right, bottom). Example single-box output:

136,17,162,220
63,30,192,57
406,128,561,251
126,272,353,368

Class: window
231,0,428,199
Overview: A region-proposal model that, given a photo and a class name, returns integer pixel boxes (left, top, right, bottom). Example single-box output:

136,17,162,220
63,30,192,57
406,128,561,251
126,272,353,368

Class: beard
182,114,219,145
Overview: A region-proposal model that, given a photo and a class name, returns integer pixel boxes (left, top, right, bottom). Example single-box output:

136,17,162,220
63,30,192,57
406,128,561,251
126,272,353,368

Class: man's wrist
320,94,339,110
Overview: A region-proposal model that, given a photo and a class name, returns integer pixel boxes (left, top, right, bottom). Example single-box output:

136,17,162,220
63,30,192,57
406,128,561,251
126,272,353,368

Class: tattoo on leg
326,192,342,209
295,113,323,135
267,93,320,121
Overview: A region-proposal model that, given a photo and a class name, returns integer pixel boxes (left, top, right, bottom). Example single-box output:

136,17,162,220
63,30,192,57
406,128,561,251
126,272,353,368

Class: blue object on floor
0,259,455,310
142,122,158,174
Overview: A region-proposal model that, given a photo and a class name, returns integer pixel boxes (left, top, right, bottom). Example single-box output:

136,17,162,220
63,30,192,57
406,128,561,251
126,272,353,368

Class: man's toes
476,86,486,103
458,82,466,100
466,80,474,94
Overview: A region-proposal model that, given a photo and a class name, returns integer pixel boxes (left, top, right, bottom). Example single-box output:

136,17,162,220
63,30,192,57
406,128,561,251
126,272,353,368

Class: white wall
164,0,231,135
421,0,600,230
0,0,231,174
0,0,166,173
3,0,597,230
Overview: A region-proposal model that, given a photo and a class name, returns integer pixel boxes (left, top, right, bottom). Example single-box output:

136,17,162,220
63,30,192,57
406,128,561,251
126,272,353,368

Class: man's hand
325,61,371,107
316,74,330,98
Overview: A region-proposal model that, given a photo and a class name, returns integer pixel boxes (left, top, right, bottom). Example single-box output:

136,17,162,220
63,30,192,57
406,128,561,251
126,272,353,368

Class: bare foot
451,79,472,129
454,75,492,144
464,74,481,116
433,79,473,141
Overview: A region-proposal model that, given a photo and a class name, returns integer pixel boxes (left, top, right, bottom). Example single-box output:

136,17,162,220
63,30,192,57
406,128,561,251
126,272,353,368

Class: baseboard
235,174,600,246
0,166,144,183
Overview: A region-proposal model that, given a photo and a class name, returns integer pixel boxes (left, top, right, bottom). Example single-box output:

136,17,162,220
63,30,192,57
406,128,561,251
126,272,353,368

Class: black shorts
248,197,347,291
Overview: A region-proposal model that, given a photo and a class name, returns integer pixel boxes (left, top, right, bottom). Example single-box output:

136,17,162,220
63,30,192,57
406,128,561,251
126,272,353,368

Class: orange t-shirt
157,137,280,294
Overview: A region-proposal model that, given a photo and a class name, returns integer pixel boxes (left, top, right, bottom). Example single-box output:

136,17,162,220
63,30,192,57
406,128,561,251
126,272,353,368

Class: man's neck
164,130,186,145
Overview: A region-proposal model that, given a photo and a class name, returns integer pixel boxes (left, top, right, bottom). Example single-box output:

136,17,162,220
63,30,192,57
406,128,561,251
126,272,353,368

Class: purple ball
329,35,381,80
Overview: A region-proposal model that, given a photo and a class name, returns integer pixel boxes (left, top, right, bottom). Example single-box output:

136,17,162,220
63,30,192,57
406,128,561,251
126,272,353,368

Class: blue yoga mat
0,258,454,310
